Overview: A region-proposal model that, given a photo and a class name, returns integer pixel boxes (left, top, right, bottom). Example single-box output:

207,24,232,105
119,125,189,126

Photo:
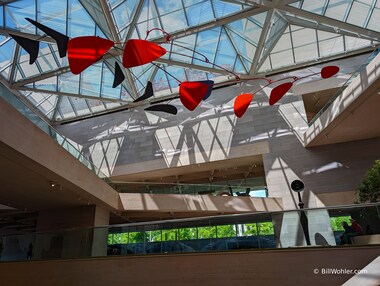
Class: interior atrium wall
56,55,379,210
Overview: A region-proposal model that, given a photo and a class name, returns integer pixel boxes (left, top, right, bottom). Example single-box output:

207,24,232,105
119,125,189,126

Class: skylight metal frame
0,0,378,124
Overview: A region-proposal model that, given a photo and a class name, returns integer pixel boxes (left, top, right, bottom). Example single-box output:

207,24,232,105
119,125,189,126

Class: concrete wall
57,55,380,210
0,96,119,211
119,193,283,213
1,247,379,286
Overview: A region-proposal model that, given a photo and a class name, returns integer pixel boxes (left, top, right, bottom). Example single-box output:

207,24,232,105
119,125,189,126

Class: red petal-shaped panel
234,93,253,118
68,36,114,74
123,39,166,68
179,82,209,111
321,66,339,79
269,82,293,106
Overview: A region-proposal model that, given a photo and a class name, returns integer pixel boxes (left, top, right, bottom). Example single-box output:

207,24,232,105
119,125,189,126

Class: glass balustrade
114,180,268,197
0,203,379,262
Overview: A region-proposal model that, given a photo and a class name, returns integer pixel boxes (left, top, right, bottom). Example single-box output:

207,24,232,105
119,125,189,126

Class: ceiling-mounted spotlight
50,182,56,187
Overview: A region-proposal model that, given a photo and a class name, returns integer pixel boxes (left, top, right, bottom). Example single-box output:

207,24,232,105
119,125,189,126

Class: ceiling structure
0,0,379,124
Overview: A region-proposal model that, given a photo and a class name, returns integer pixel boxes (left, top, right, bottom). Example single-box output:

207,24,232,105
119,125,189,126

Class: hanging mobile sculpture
9,18,340,117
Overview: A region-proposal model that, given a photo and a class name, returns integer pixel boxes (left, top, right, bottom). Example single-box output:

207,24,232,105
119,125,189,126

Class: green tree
162,229,178,241
129,231,147,243
198,226,217,239
330,216,351,231
216,225,236,238
257,222,274,235
243,223,258,236
179,228,197,240
357,160,380,203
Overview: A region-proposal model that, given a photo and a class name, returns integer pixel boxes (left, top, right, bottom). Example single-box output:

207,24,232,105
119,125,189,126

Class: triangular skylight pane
163,65,186,91
259,13,288,62
58,96,76,119
15,67,24,82
152,67,170,95
317,30,345,58
104,102,122,109
0,6,3,27
80,63,102,97
185,0,214,26
36,43,59,72
109,0,138,40
36,94,58,116
367,7,380,31
297,0,377,30
101,64,124,100
0,38,15,73
19,48,40,78
345,35,375,51
257,57,272,73
71,97,92,116
68,0,96,37
169,34,197,64
291,26,318,63
324,1,351,22
156,0,188,33
26,91,48,106
58,72,80,94
299,0,327,14
194,28,221,67
227,28,256,62
37,0,67,35
87,99,106,113
34,76,57,91
233,56,246,74
212,0,242,18
4,0,36,34
131,64,155,96
185,69,207,81
136,0,162,39
228,16,264,47
214,29,237,72
1,66,11,80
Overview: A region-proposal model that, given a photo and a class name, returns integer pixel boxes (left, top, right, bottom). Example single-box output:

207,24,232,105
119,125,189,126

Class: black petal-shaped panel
112,61,125,88
9,34,39,64
26,17,69,58
145,104,177,115
134,81,154,102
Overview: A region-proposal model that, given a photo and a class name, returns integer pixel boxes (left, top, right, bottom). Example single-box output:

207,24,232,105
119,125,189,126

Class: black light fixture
291,180,311,246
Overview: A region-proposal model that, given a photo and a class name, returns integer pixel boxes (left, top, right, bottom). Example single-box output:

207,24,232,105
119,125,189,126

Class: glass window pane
160,10,187,33
270,50,294,69
80,64,102,97
325,0,350,21
37,0,67,35
194,28,220,66
213,0,242,18
5,0,36,33
347,2,371,27
367,8,380,30
68,0,95,37
59,73,80,93
301,0,327,14
186,1,214,26
0,39,15,71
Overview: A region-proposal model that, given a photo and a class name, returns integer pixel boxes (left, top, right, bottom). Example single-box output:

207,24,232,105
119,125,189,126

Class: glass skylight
0,0,377,123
